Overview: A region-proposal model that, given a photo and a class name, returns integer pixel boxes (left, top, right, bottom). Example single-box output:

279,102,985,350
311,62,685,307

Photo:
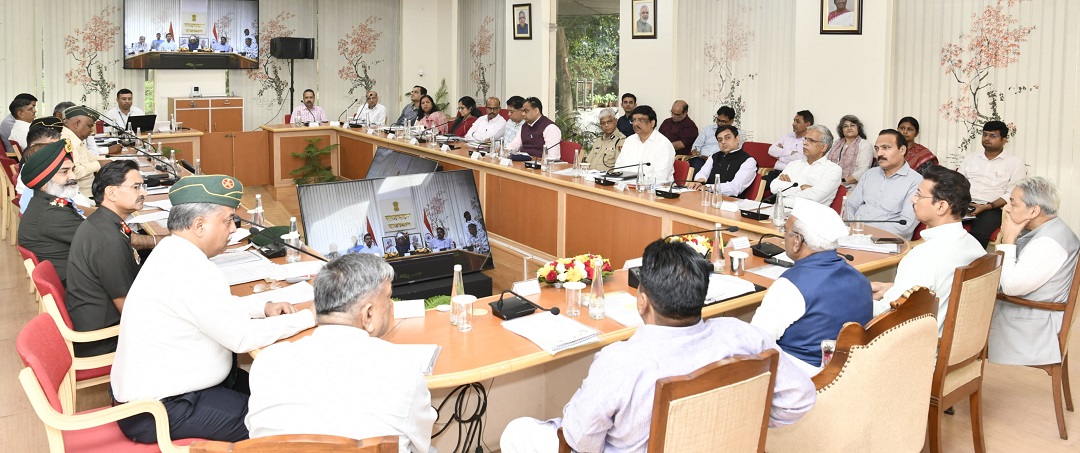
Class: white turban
791,201,849,245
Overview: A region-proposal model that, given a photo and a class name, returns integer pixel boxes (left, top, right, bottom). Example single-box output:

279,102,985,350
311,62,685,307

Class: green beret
29,116,63,132
169,175,244,208
21,140,72,190
63,105,99,121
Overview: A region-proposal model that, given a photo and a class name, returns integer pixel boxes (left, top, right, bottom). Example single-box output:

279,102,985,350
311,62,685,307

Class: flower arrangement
383,250,399,259
537,254,613,286
666,234,713,257
413,247,432,254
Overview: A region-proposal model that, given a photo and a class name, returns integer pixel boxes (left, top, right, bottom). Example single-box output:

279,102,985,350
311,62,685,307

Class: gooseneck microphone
416,119,454,143
741,181,799,221
595,162,651,186
655,179,696,199
843,219,908,225
339,98,359,123
87,105,182,181
233,215,329,262
490,289,559,320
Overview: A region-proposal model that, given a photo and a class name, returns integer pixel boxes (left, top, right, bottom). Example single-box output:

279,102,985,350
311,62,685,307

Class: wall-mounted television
365,147,441,179
297,171,493,285
123,0,260,70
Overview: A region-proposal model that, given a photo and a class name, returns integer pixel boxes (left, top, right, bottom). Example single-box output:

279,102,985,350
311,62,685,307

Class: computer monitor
365,147,440,179
124,114,157,133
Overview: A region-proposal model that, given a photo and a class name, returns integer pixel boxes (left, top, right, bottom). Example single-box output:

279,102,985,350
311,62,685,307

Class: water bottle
194,158,202,175
252,194,265,226
170,114,177,132
713,222,726,273
285,217,301,263
588,258,606,320
168,148,177,174
772,189,787,234
450,264,465,325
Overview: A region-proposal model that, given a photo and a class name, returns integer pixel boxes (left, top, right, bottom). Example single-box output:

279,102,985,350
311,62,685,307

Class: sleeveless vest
521,115,556,157
706,149,752,185
1016,217,1080,302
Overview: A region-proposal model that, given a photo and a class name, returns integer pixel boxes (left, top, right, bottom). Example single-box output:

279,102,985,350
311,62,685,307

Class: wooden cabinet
200,130,270,186
167,97,244,133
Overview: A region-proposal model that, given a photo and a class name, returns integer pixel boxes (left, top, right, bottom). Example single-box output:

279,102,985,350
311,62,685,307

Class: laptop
124,114,158,133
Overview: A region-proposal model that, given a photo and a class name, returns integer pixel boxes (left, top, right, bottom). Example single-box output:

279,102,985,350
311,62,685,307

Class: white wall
504,0,554,109
400,0,460,111
792,0,892,133
154,70,227,115
617,0,677,110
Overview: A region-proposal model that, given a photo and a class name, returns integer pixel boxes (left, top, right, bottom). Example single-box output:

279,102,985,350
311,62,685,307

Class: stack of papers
127,211,170,224
143,199,172,211
211,250,286,285
838,235,900,254
238,281,315,305
604,292,644,327
705,274,759,304
395,344,442,375
748,264,789,280
736,199,772,211
501,312,600,355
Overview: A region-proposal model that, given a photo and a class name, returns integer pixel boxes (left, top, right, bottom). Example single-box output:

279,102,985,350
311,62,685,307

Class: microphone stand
523,138,566,170
416,119,453,143
595,162,651,186
741,181,798,221
339,98,359,123
655,178,696,199
233,215,329,262
490,289,559,320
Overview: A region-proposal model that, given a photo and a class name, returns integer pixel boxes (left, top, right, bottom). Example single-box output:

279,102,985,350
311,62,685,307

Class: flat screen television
297,171,493,285
123,0,260,70
365,147,440,179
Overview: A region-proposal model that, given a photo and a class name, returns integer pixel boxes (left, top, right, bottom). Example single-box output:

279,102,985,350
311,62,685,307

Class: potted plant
290,137,338,185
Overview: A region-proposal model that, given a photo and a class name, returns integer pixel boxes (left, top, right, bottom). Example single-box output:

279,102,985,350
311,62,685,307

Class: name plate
730,236,752,250
512,279,542,297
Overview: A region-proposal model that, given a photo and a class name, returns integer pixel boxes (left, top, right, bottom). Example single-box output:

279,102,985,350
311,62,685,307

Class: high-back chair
190,434,400,452
766,286,939,452
32,261,117,390
928,253,1003,453
0,155,17,242
673,159,692,184
16,313,199,452
995,255,1080,439
560,141,582,164
830,184,847,215
18,244,40,296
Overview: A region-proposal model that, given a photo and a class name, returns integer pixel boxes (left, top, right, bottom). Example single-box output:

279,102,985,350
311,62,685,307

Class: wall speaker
270,37,315,59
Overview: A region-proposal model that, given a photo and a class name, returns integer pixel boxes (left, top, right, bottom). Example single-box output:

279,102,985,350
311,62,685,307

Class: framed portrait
820,0,863,35
408,233,423,250
631,0,657,39
513,4,532,40
382,237,396,251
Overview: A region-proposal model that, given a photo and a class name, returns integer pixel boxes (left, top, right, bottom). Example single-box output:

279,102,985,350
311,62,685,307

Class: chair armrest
72,352,115,371
60,324,120,344
674,155,691,162
996,293,1066,311
757,168,774,175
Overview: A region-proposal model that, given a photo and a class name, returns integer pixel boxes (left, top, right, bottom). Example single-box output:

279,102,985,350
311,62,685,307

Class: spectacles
842,123,858,129
803,137,822,145
116,182,147,191
913,192,934,200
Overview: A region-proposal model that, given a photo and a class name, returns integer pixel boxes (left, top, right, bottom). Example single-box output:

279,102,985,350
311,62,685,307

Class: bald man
658,100,698,156
464,97,507,143
353,90,387,126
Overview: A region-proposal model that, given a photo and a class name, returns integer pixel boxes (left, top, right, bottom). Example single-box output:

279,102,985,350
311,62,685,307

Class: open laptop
124,114,158,133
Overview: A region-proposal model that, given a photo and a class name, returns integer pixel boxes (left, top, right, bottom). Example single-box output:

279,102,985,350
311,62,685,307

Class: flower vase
552,282,563,289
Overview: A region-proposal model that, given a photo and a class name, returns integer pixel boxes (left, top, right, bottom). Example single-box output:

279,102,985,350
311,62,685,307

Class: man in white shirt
769,124,842,206
131,35,149,53
464,97,507,142
1,92,35,138
871,166,986,334
348,233,384,255
246,253,437,452
686,125,757,197
240,37,258,57
291,89,328,124
353,90,387,126
428,227,455,251
842,129,922,239
211,36,234,53
958,120,1026,248
112,175,317,443
159,33,179,51
500,239,815,452
103,88,146,132
7,97,35,149
612,105,675,184
502,95,526,145
766,110,813,177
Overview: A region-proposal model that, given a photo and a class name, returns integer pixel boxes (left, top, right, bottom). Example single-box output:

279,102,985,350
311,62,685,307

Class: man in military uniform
65,160,165,357
61,105,115,200
17,140,83,286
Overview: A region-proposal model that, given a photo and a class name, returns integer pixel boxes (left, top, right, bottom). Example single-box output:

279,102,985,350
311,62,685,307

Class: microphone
751,233,786,258
233,215,329,262
838,252,855,261
741,182,799,221
416,119,454,143
596,162,651,186
178,159,196,174
85,105,182,180
523,138,566,169
489,289,559,320
655,179,695,199
843,219,908,225
339,98,359,123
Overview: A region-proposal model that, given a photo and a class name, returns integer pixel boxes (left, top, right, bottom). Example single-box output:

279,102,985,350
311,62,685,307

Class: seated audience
612,105,676,184
246,253,437,452
150,33,164,50
689,105,736,174
348,233,383,255
958,120,1026,248
842,129,922,239
104,88,146,132
687,125,757,197
505,97,561,160
1,92,36,138
617,93,637,137
765,110,813,186
871,166,986,333
500,239,816,452
211,36,233,53
826,114,873,188
580,108,625,172
159,33,179,51
111,175,317,443
65,160,162,357
768,124,842,206
897,116,938,174
989,177,1079,365
131,36,149,53
240,36,258,57
18,117,64,214
751,201,873,375
353,90,387,126
502,96,526,145
8,97,36,149
464,97,507,142
291,89,328,124
17,141,82,286
394,85,426,126
658,100,698,156
415,95,449,134
449,96,482,137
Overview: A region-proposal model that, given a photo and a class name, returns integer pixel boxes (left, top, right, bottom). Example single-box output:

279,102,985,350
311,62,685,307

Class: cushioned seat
62,406,200,453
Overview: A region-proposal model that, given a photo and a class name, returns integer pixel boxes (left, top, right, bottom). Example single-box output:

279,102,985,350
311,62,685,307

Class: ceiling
558,0,620,16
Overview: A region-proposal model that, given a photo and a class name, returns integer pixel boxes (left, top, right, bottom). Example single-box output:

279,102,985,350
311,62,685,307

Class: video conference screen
296,171,494,281
123,0,260,70
365,147,441,179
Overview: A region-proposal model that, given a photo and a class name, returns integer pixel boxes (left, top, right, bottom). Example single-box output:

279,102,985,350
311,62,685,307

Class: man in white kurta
61,106,108,200
769,124,841,206
112,175,317,443
989,178,1080,365
246,253,436,453
871,166,986,334
464,97,507,142
612,105,675,184
353,90,388,126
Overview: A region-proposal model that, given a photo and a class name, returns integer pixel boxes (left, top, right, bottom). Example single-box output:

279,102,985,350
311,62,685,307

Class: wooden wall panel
339,136,376,180
485,175,558,255
200,132,233,176
233,131,270,185
565,195,662,267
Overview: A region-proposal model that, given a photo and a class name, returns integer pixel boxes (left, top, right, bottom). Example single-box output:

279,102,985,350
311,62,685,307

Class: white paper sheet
238,281,315,305
604,292,644,327
501,312,600,355
143,199,172,211
228,228,251,246
280,260,325,279
212,251,287,285
127,211,170,224
393,300,426,319
705,274,758,304
748,264,788,280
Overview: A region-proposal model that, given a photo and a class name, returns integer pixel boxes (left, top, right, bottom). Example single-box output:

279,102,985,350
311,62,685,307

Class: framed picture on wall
513,4,532,40
631,0,656,39
820,0,863,34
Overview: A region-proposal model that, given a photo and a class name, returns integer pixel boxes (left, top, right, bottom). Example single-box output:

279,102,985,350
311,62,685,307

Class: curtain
413,171,484,250
297,180,380,257
675,0,797,143
1,3,43,102
458,0,506,103
890,0,1080,230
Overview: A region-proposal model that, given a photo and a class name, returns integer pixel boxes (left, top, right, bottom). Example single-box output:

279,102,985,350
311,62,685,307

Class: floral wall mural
469,16,495,99
337,16,384,96
65,6,121,109
703,17,757,128
246,11,296,108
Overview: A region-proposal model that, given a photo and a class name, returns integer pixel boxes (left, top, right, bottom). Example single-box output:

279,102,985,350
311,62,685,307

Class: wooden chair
741,171,766,201
560,141,582,164
558,350,779,452
830,184,847,215
189,434,399,452
32,261,117,391
17,245,40,296
929,253,1003,453
766,286,939,452
16,313,199,452
994,256,1080,439
10,139,23,160
0,155,17,242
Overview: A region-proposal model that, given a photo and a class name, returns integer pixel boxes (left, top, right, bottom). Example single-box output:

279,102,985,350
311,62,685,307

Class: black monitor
124,114,157,132
365,147,440,179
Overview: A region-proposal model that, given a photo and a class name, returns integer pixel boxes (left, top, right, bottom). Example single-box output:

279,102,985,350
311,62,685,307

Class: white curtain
675,0,797,142
890,0,1080,230
0,3,43,105
297,180,380,257
458,0,506,102
413,171,484,250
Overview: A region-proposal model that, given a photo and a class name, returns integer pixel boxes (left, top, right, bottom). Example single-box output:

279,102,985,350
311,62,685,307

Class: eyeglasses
913,192,934,200
842,123,858,129
803,137,822,145
116,182,147,191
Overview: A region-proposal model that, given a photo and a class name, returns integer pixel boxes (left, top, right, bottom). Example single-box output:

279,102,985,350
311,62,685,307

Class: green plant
425,294,451,310
554,106,601,151
434,78,450,113
290,138,338,185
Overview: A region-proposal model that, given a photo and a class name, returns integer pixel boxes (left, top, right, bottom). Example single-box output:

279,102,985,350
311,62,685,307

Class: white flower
557,273,567,282
556,263,566,273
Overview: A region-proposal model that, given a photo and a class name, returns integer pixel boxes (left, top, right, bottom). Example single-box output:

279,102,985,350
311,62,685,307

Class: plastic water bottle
168,148,176,173
450,265,465,325
588,258,606,320
252,194,265,226
285,217,301,263
772,189,787,234
713,222,726,273
194,158,202,175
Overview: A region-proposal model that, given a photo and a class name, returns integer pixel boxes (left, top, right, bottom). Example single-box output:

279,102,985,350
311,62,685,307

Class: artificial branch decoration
338,16,384,95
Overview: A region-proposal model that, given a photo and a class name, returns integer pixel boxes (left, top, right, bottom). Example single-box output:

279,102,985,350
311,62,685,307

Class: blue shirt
843,163,922,239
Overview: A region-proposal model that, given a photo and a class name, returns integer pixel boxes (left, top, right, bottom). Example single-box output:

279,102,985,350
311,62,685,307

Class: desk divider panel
484,175,559,256
565,194,662,268
277,133,334,184
338,135,376,180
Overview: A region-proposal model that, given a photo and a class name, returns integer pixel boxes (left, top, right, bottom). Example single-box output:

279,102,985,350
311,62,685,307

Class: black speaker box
270,37,315,59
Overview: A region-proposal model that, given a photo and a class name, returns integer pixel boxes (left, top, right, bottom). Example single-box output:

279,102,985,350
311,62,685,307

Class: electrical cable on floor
432,382,488,453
